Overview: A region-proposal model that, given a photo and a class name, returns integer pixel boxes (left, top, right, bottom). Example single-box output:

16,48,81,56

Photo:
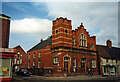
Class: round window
56,30,58,33
65,29,67,33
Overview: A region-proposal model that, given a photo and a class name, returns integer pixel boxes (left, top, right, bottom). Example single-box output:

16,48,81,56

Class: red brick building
0,14,10,48
13,45,27,72
27,17,98,76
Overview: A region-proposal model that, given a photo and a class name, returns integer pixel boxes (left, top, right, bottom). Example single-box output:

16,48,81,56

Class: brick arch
63,54,71,73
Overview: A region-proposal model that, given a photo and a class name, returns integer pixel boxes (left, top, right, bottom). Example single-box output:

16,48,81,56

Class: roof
27,36,52,52
13,45,26,54
0,14,10,18
96,45,120,60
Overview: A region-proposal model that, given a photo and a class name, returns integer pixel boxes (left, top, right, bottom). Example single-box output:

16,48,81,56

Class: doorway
81,58,86,73
64,57,70,73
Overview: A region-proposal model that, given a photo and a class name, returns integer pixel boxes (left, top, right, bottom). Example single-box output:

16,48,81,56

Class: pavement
15,75,120,81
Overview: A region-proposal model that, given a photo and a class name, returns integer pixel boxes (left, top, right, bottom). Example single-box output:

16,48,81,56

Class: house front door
81,63,85,71
64,57,70,73
64,62,69,73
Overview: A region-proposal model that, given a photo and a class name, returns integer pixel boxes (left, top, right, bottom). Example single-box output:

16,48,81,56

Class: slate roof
27,36,52,52
96,45,120,60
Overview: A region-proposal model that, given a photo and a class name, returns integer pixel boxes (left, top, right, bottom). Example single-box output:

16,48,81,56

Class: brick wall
13,45,27,69
0,14,10,48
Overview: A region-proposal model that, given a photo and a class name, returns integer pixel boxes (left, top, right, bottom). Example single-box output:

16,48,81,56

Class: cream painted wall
101,57,120,75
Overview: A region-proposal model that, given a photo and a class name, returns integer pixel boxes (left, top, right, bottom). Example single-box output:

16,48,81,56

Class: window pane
54,57,59,63
72,38,75,46
73,58,76,67
39,52,41,58
91,59,96,68
29,54,30,59
33,53,35,58
80,39,81,46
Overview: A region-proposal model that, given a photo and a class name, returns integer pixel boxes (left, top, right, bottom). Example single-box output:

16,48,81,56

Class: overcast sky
1,1,119,51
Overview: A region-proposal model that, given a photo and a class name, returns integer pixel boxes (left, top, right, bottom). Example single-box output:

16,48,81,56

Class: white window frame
38,60,41,68
33,53,35,59
72,38,75,46
17,52,20,60
14,55,16,64
79,34,87,47
17,60,19,64
91,59,96,68
33,61,35,66
28,61,30,68
54,56,59,64
39,52,41,58
20,55,22,64
73,58,76,67
28,54,30,59
103,66,108,73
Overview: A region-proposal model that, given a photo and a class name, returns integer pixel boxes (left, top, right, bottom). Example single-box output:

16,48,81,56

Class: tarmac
30,75,120,80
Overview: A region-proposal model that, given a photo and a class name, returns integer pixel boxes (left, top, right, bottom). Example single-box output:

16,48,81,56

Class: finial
81,22,83,25
80,22,84,27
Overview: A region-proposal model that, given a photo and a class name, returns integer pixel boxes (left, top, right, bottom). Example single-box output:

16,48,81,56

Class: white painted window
79,34,87,47
54,56,59,64
103,66,108,73
17,60,19,64
38,60,41,68
20,55,22,64
33,61,35,66
72,38,75,46
28,54,30,59
17,52,20,60
91,59,96,68
38,52,41,58
14,55,16,64
28,61,30,68
73,58,76,67
33,53,35,58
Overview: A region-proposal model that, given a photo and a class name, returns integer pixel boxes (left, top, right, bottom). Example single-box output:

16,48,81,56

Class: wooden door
64,62,69,73
81,63,85,71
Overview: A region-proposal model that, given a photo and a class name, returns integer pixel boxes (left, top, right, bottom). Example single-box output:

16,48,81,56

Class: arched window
79,34,87,47
54,56,59,64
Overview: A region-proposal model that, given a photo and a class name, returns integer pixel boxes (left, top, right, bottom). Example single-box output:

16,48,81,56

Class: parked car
15,69,30,76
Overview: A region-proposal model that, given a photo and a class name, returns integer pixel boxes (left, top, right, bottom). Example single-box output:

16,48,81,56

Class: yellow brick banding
0,16,10,20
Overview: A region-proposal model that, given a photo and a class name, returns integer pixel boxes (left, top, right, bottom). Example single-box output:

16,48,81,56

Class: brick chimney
41,39,43,42
106,39,112,48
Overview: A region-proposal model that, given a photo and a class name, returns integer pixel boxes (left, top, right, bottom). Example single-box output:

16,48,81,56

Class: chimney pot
41,39,43,42
106,39,112,48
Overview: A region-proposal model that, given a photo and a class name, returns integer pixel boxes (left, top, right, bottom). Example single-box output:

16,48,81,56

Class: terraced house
97,40,120,76
27,17,99,76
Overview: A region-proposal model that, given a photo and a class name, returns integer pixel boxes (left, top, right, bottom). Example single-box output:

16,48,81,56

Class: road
12,75,120,82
